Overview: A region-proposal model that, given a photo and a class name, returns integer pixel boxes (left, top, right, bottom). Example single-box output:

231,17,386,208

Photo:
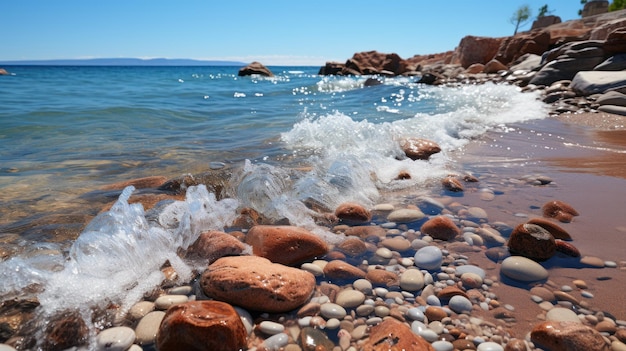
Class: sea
0,65,549,347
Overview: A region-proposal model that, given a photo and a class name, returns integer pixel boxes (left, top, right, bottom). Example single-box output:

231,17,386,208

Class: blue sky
3,1,583,66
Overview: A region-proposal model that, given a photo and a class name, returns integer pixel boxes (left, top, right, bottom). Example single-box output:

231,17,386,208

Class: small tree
578,0,588,16
537,4,554,17
609,0,626,11
510,4,532,35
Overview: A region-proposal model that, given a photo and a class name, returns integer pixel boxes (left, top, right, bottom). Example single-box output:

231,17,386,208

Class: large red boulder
245,225,328,265
453,35,505,68
495,30,551,66
238,61,274,77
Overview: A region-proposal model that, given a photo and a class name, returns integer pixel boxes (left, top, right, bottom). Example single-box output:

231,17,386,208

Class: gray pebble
320,303,347,319
96,326,136,351
259,320,285,335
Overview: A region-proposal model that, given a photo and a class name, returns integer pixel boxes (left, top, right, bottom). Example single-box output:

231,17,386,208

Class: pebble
0,346,16,351
476,341,504,351
580,256,605,267
414,246,443,271
95,326,136,351
154,294,188,310
455,264,486,279
460,272,483,289
500,256,548,282
262,333,289,351
546,307,581,323
259,321,285,335
234,306,254,335
573,279,588,289
467,207,488,221
301,263,324,276
335,289,366,308
320,303,347,319
406,307,425,321
167,285,193,295
449,295,473,314
134,311,166,345
387,208,425,223
352,279,373,294
399,268,425,291
128,301,155,320
432,340,454,351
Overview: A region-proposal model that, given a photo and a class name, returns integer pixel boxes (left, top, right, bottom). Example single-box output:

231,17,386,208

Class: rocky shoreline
2,10,626,351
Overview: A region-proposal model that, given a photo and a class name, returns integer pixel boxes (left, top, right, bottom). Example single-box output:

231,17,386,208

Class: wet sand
456,111,626,338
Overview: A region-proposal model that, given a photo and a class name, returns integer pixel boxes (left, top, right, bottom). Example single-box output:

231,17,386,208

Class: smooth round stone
411,239,430,250
455,264,486,279
432,340,454,351
168,285,193,295
375,247,393,259
381,237,411,252
476,341,504,351
336,289,366,308
128,301,155,320
320,303,347,319
258,321,285,335
387,208,425,223
580,256,605,267
581,291,594,298
460,272,483,289
96,326,136,351
546,307,581,323
414,246,443,271
374,203,395,211
301,263,324,276
374,305,390,317
154,294,188,310
400,269,425,291
449,295,473,314
234,306,254,335
135,311,166,345
406,307,425,321
356,304,375,316
467,207,488,221
262,333,289,350
426,295,441,306
353,279,373,294
500,256,548,282
0,346,16,351
326,318,341,329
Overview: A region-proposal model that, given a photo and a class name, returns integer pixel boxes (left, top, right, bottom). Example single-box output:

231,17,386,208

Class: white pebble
154,294,188,310
234,306,254,335
96,326,135,351
301,263,324,276
262,333,289,351
449,295,472,314
432,340,454,351
477,341,504,351
581,291,594,298
134,311,165,345
407,307,425,321
320,303,346,319
258,321,285,335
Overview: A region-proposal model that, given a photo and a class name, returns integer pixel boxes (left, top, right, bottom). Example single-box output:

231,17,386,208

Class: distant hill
0,58,249,66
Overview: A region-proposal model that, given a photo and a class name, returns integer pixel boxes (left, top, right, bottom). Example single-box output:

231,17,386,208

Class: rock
570,71,626,96
362,318,435,351
530,56,605,87
598,105,626,116
238,61,273,77
531,320,610,351
454,35,504,68
595,53,626,71
510,53,543,72
343,51,407,75
417,72,443,85
366,269,399,287
526,218,572,240
135,311,166,346
201,256,315,313
596,90,626,106
187,230,246,264
318,61,344,75
299,326,336,351
156,301,246,351
245,225,328,265
424,306,448,322
495,30,550,66
542,200,579,223
442,176,464,192
344,225,386,238
400,269,425,291
483,59,507,73
334,202,372,224
0,68,9,75
546,307,581,323
336,237,368,257
42,310,89,351
466,63,485,74
380,237,411,252
500,256,548,282
414,246,443,271
323,259,366,280
604,28,626,54
335,289,366,308
399,138,441,160
420,216,460,241
507,223,556,261
437,285,469,300
387,208,425,223
555,240,581,257
448,295,473,314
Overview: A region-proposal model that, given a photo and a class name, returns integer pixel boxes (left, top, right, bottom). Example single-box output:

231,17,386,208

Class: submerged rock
245,225,329,265
531,320,610,351
238,61,274,77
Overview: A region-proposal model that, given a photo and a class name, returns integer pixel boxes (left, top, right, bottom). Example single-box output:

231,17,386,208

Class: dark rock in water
442,176,464,192
100,176,168,191
527,218,572,240
542,200,579,223
42,310,89,351
507,223,556,261
485,246,510,262
238,61,274,77
299,326,335,351
420,216,460,241
417,72,442,85
364,77,383,86
0,298,40,343
399,137,441,161
158,169,233,198
0,68,9,75
156,301,247,351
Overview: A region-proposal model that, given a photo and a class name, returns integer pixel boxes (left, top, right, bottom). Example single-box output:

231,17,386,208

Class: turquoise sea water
0,65,549,348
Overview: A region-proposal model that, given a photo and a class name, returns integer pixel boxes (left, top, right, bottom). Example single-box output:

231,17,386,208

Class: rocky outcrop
452,35,505,68
238,61,273,77
495,30,551,66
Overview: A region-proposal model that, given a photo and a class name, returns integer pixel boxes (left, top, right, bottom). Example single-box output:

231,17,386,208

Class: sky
2,1,584,66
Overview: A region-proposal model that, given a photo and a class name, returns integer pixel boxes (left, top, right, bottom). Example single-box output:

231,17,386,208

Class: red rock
334,202,372,224
495,30,551,66
344,51,408,76
442,176,464,192
100,176,169,190
156,301,247,351
366,269,399,287
555,239,581,257
531,320,610,351
0,68,9,75
527,218,573,240
238,61,273,77
362,318,435,351
344,225,386,238
399,138,442,160
245,225,329,265
437,286,468,300
424,306,448,322
483,59,507,73
187,230,246,264
201,256,315,313
466,63,485,74
542,200,579,223
507,223,556,261
420,216,460,241
453,35,504,68
323,260,366,280
604,28,626,54
335,237,367,257
42,310,89,351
